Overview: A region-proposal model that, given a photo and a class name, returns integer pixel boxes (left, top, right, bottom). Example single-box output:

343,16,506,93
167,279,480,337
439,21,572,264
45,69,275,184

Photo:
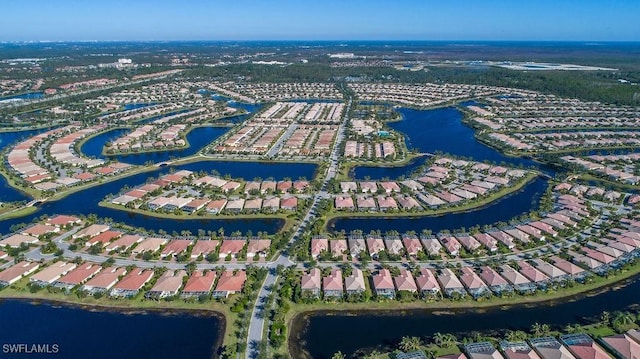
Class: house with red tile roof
330,239,348,257
146,270,187,299
55,262,102,290
311,237,329,259
437,268,466,298
213,270,246,298
105,234,144,252
366,236,385,258
460,267,490,298
181,270,217,298
373,269,395,298
82,267,127,294
219,239,246,259
73,224,109,239
402,235,423,256
206,199,228,214
30,262,77,286
0,234,39,248
160,239,193,259
190,240,219,259
280,196,298,210
21,224,60,238
440,236,462,256
560,334,610,359
344,269,366,295
394,269,417,293
301,268,322,297
416,268,441,297
478,266,512,295
132,237,168,255
335,196,355,210
500,341,541,359
323,269,344,298
601,330,640,359
110,268,154,298
86,230,123,248
0,261,40,286
46,215,81,227
246,239,271,258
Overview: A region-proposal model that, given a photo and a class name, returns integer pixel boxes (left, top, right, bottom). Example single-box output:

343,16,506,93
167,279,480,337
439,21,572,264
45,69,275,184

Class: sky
1,0,639,42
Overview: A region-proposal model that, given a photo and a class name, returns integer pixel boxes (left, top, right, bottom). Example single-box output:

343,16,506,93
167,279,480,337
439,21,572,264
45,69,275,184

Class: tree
331,351,346,359
399,336,422,352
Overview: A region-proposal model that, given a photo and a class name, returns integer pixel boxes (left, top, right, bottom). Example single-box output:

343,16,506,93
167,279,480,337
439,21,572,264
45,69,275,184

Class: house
0,234,39,248
262,197,280,211
440,236,462,256
357,196,377,211
183,199,209,213
206,199,228,214
54,262,102,290
311,237,329,258
532,259,567,283
30,262,77,286
348,235,367,257
260,180,276,194
549,256,586,280
499,265,536,294
415,268,441,297
132,237,168,255
530,337,577,359
190,240,220,259
146,270,187,299
246,239,270,258
330,239,348,257
560,334,610,359
600,330,640,359
106,234,144,252
335,196,355,210
221,181,241,193
244,198,263,212
487,231,516,249
323,269,344,298
280,196,298,210
46,215,81,228
464,342,504,359
402,235,423,256
457,235,482,252
500,341,541,359
366,236,385,257
21,224,60,238
276,180,293,193
72,224,109,239
420,235,443,256
301,268,322,297
85,230,123,248
212,270,246,298
344,269,366,295
384,235,404,256
517,261,550,287
478,266,512,295
372,269,395,298
219,239,246,258
460,267,490,299
181,270,217,298
394,269,418,293
160,239,192,259
380,181,401,193
437,268,466,298
244,181,261,194
109,268,154,298
0,261,40,286
82,267,127,294
474,233,498,252
340,181,358,193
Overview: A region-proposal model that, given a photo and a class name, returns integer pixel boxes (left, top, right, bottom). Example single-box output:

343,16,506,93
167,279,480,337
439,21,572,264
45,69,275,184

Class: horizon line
2,39,640,44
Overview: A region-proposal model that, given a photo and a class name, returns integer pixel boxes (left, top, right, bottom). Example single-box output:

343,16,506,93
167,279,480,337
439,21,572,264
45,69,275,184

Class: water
123,103,156,111
0,160,317,235
294,276,640,359
0,299,222,359
352,107,552,180
329,176,546,234
0,92,44,101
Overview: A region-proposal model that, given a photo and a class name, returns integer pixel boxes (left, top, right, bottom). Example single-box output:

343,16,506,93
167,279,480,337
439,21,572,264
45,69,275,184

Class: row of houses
0,260,246,299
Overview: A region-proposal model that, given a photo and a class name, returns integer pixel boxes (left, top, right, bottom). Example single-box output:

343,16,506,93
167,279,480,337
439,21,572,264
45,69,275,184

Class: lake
0,299,223,359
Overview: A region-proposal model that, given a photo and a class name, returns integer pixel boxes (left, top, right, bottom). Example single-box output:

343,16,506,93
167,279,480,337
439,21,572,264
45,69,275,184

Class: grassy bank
0,206,38,220
337,152,424,182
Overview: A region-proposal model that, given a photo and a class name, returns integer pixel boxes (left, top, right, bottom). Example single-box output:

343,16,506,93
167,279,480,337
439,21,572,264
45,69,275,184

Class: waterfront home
82,267,127,294
366,236,385,258
347,235,367,257
530,337,577,359
301,268,321,297
500,341,541,359
499,265,536,294
394,269,418,293
276,180,292,193
311,236,329,259
415,268,441,297
262,197,280,211
440,236,462,256
260,180,276,194
244,198,263,212
21,224,60,238
85,230,123,248
212,270,246,298
401,179,424,191
221,181,241,193
560,334,610,359
505,228,531,244
0,234,39,248
335,196,355,210
420,235,443,256
487,231,516,249
183,199,209,212
46,215,81,228
600,330,640,359
330,239,348,258
517,261,550,288
246,239,270,258
54,262,102,290
465,342,504,359
190,240,219,259
397,351,429,359
532,259,568,283
181,270,216,298
148,196,172,210
474,233,498,252
372,269,395,298
225,198,245,212
323,269,344,298
244,181,261,194
112,195,137,206
0,261,40,286
457,234,483,252
110,268,154,298
360,181,378,193
436,191,463,204
30,262,77,286
397,196,422,210
437,268,466,298
549,256,586,280
160,239,192,259
105,234,143,252
206,199,228,214
340,181,358,193
132,237,168,255
357,196,377,211
402,235,423,257
344,269,366,295
478,266,513,295
516,225,546,242
419,193,446,207
293,180,309,193
280,196,298,210
219,239,246,259
384,235,404,256
460,267,490,298
146,270,187,299
73,224,110,239
529,221,558,238
380,181,401,194
438,355,468,359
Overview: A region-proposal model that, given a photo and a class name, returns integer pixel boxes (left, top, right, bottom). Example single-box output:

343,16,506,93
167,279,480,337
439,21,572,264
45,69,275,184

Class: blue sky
1,0,639,42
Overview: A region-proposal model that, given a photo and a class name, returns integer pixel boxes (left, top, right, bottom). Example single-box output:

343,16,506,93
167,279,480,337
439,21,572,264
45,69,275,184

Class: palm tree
331,351,346,359
614,311,636,326
399,336,422,352
601,311,611,326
